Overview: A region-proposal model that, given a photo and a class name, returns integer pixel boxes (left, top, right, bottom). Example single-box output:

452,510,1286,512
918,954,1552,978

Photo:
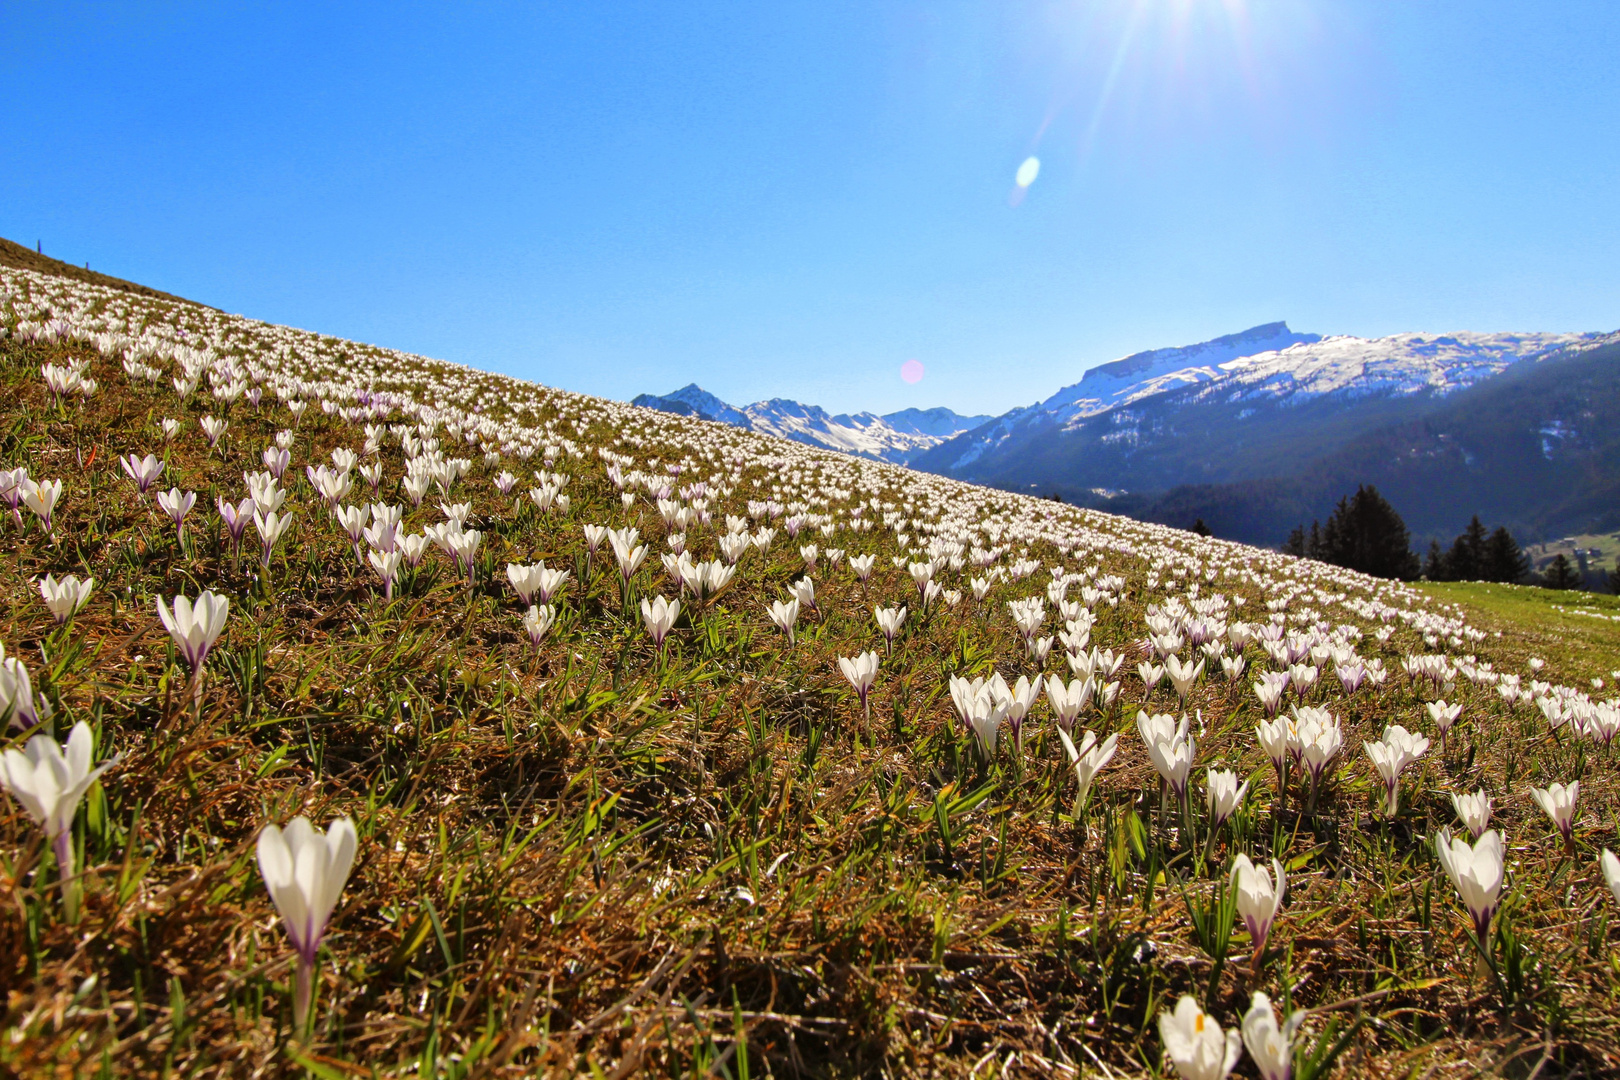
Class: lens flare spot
1015,156,1041,188
900,359,925,384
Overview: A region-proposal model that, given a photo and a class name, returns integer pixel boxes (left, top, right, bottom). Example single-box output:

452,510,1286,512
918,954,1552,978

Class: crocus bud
256,817,357,1034
768,598,800,646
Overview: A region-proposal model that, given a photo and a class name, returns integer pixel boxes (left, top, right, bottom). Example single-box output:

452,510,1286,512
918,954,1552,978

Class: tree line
1279,484,1608,591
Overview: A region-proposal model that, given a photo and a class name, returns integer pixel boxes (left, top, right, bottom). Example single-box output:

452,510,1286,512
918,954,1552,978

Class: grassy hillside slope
0,236,204,307
1,261,1619,1077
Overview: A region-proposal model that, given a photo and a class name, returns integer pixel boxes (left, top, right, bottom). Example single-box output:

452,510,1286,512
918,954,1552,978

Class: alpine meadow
5,251,1620,1080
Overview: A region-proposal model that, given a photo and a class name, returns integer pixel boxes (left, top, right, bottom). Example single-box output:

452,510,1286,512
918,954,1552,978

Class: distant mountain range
633,321,1620,547
906,321,1620,545
630,383,991,464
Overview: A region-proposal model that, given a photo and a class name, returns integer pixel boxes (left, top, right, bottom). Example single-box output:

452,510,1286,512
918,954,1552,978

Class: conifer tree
1543,553,1581,590
1480,526,1530,583
1286,485,1419,580
1424,539,1446,581
1444,515,1488,580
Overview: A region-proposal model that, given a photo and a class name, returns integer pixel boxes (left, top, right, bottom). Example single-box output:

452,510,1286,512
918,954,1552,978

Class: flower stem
54,829,80,925
294,954,315,1040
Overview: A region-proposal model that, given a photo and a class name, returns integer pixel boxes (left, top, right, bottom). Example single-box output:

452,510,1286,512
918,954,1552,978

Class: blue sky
4,2,1618,416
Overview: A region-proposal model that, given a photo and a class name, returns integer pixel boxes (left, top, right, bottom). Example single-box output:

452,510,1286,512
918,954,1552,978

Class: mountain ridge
906,322,1620,546
630,383,991,465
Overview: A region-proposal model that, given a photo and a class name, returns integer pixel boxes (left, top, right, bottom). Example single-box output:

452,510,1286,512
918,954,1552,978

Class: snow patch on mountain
1203,331,1612,403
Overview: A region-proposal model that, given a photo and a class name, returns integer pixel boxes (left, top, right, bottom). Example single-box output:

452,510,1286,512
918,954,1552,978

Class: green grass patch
1417,580,1620,682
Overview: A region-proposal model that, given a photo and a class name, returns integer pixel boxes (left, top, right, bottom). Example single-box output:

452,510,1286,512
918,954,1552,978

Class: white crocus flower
838,651,880,729
767,598,800,646
1206,768,1249,830
398,532,430,569
994,673,1043,755
0,466,27,524
608,530,647,585
254,509,295,567
333,504,370,562
1159,994,1242,1080
522,604,557,650
39,574,94,624
448,528,483,578
1241,992,1304,1080
22,478,63,532
1292,706,1342,813
1255,716,1291,803
1045,676,1095,734
0,644,51,729
961,684,1007,763
1252,678,1285,717
1601,850,1620,907
1530,781,1580,851
1230,853,1286,957
717,532,751,565
0,721,117,922
262,444,291,480
1057,727,1117,817
1450,789,1492,840
304,465,341,508
1363,724,1429,817
683,559,736,604
219,496,255,559
156,487,197,540
507,562,546,606
640,595,679,648
247,471,287,516
119,452,165,494
199,414,228,447
256,817,358,1034
582,523,608,561
873,605,907,653
368,549,403,600
1426,699,1463,752
532,565,570,604
156,590,230,676
1140,710,1196,806
1166,654,1204,703
362,517,399,555
1434,827,1505,941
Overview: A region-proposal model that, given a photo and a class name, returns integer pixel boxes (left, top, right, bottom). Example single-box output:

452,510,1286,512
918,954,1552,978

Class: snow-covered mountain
630,384,991,465
923,322,1616,477
1040,321,1323,421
